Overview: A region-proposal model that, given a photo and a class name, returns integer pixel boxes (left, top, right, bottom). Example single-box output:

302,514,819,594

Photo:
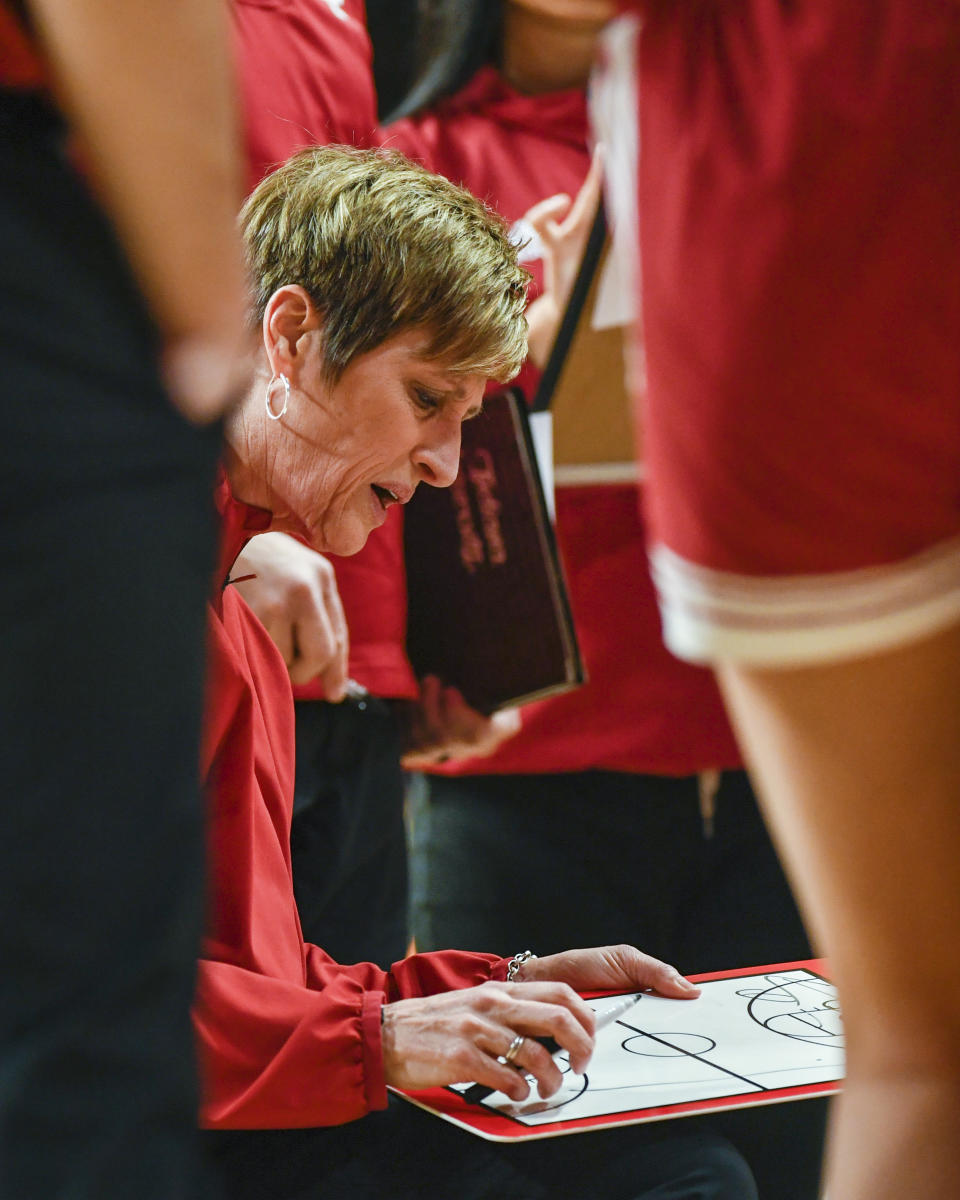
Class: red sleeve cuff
361,990,388,1112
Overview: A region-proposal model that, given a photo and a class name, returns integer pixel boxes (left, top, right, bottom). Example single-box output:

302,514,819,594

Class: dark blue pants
0,95,220,1198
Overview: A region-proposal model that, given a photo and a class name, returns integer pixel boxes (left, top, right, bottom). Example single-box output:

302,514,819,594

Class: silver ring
503,1034,525,1065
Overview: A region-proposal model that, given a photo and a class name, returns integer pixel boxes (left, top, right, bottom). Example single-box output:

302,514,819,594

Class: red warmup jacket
0,3,46,90
231,0,418,703
194,473,510,1129
231,0,378,192
387,68,741,777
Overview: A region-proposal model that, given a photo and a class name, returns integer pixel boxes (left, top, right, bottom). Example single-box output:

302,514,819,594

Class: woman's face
248,326,486,558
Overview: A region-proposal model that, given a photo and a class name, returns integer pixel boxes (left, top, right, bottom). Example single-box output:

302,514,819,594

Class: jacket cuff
490,957,512,982
361,989,388,1111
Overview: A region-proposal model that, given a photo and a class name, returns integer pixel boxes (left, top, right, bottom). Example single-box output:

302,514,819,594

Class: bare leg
718,621,960,1200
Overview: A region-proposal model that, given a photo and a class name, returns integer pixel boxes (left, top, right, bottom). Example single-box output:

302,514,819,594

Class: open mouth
371,484,399,510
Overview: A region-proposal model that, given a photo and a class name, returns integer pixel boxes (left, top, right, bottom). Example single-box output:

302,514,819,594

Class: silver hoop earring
265,372,290,420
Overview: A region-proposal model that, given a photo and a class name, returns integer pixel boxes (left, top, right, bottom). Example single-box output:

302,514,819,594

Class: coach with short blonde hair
197,144,755,1200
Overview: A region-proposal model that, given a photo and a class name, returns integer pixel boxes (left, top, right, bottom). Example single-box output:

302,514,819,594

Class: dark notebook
403,387,584,715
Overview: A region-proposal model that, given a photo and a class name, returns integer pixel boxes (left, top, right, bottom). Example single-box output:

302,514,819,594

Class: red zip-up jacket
194,473,509,1129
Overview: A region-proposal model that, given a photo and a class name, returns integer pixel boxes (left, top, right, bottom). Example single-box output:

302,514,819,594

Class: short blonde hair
240,144,529,383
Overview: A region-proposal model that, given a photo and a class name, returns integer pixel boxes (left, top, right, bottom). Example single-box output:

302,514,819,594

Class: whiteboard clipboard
391,959,842,1142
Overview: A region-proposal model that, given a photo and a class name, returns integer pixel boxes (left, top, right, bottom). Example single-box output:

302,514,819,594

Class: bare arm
27,0,250,423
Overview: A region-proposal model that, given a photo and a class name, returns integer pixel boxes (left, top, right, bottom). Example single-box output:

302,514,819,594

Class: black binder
403,387,584,715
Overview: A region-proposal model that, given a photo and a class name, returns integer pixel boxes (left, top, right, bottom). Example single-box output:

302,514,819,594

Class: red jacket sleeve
196,947,509,1129
195,959,388,1129
304,944,509,1002
199,525,511,1130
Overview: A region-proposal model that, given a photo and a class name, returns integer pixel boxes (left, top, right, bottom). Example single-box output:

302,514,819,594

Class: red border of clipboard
390,959,841,1142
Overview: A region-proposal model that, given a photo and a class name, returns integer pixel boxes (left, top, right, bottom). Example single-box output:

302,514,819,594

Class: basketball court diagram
448,967,844,1129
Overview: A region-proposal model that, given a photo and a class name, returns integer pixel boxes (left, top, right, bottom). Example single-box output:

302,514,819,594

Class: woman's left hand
399,674,521,769
519,944,701,1000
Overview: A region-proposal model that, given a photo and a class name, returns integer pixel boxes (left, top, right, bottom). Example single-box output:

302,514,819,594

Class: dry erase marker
462,992,643,1105
592,991,644,1031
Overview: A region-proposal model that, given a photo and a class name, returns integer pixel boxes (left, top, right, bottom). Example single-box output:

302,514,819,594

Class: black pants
411,769,828,1200
205,1095,757,1199
0,96,220,1198
290,696,409,966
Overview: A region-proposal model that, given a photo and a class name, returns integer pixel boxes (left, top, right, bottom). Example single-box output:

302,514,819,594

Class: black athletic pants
290,695,410,967
0,95,220,1198
205,1095,757,1200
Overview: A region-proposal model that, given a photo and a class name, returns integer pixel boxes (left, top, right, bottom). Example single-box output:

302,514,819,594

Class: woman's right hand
232,532,350,697
380,980,597,1100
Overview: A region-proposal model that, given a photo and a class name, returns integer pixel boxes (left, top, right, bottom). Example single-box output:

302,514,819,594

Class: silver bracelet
506,950,537,982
